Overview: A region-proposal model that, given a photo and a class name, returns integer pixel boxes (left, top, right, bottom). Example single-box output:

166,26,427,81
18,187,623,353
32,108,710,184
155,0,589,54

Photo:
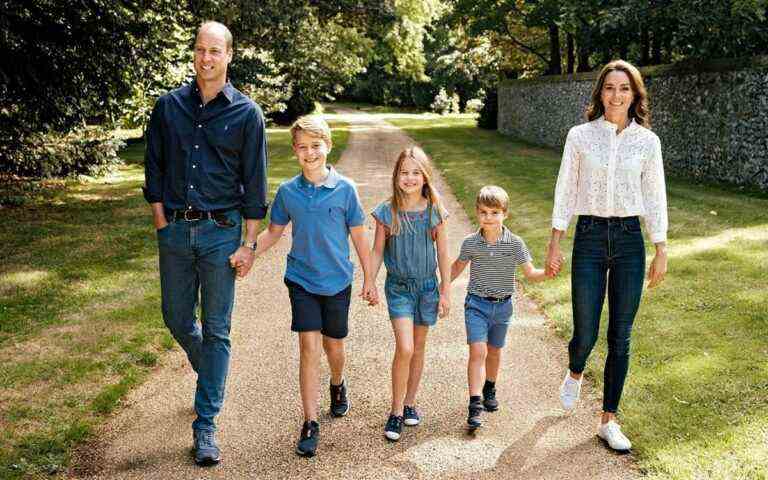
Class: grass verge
0,119,349,479
385,114,768,480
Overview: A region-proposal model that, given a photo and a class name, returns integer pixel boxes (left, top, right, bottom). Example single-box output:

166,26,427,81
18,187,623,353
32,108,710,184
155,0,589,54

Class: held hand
229,246,255,279
438,292,450,318
545,242,564,278
360,280,379,306
647,249,667,288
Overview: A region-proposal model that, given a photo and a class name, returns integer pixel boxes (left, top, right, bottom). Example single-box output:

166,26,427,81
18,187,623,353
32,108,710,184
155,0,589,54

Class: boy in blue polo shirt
251,115,377,457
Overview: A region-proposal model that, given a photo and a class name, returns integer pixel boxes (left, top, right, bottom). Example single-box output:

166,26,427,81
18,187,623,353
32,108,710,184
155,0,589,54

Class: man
143,21,268,466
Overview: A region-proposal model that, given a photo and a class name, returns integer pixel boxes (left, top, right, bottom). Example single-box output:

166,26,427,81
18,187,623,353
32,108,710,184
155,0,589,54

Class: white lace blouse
551,117,668,243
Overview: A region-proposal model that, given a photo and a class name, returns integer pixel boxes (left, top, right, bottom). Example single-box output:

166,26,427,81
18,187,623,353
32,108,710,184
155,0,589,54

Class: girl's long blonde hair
390,146,444,236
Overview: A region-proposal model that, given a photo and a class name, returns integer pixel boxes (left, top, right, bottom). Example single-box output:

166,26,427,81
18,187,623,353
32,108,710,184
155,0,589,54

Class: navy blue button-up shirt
142,80,269,219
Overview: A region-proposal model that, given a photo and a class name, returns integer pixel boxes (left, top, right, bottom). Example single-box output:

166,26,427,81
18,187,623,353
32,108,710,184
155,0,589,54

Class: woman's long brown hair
585,60,651,128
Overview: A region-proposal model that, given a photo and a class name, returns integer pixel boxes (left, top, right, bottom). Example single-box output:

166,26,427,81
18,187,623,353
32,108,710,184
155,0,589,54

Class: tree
0,0,192,176
190,0,396,122
449,0,564,75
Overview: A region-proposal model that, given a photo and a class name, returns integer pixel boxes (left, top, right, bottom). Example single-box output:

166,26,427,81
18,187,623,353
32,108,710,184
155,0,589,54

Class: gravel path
73,110,640,479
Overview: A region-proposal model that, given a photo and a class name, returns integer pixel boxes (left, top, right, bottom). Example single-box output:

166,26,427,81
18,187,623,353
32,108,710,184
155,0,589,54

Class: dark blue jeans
157,209,241,432
569,215,645,413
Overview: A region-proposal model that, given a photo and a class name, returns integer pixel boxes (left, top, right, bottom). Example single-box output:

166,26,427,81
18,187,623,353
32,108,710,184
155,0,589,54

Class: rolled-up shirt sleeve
240,105,270,219
551,127,581,231
142,98,165,203
641,135,668,243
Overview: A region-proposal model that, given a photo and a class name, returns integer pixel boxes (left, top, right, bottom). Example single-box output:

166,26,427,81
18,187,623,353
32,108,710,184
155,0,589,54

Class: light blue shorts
384,275,439,326
464,293,514,348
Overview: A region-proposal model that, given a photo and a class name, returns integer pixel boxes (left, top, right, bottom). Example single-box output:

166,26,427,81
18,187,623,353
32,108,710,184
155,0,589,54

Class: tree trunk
567,32,575,73
576,25,591,72
651,28,662,64
640,24,650,65
548,23,562,75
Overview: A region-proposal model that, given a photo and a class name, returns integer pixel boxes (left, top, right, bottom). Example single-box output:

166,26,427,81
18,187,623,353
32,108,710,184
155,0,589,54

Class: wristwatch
241,240,257,251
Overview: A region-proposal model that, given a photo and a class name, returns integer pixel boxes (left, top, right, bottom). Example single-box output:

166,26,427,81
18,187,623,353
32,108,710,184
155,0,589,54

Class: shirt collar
190,79,235,103
596,115,638,133
299,166,341,189
476,225,512,244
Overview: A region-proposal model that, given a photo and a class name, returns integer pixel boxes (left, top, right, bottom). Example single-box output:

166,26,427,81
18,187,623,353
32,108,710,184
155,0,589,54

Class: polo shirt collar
299,166,341,189
477,225,512,244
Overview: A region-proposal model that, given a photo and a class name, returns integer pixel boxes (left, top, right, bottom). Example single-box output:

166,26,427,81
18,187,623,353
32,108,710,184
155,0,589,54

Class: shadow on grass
0,167,157,344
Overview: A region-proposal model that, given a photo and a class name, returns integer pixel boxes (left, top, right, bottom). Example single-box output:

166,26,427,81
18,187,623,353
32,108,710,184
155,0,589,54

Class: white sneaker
598,421,632,452
559,372,582,410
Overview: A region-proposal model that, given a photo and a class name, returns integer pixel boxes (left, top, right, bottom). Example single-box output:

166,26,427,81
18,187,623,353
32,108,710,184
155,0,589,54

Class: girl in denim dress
370,146,451,442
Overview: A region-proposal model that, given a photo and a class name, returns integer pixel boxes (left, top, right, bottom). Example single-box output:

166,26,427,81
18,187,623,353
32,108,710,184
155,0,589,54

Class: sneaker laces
332,382,345,402
302,422,316,439
605,422,622,437
563,376,580,396
387,415,403,429
198,430,215,448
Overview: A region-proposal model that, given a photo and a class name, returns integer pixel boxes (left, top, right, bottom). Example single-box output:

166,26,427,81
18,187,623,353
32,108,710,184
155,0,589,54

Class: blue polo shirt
270,167,366,295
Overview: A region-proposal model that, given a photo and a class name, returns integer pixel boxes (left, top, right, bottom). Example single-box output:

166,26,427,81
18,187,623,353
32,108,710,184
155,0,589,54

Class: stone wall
498,57,768,191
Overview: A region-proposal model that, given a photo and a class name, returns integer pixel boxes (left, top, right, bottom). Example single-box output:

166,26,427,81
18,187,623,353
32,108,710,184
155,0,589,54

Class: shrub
465,97,484,114
431,88,453,114
268,90,316,125
0,128,124,179
450,92,461,114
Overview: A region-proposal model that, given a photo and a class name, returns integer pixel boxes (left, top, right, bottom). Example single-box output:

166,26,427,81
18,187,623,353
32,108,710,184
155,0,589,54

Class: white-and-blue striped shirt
458,227,532,298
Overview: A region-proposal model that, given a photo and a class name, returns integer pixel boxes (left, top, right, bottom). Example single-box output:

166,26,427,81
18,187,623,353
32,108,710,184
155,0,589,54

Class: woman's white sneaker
559,372,582,410
598,421,632,452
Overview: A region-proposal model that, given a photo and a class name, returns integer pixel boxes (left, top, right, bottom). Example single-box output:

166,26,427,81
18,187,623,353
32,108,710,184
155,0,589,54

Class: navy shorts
285,278,351,339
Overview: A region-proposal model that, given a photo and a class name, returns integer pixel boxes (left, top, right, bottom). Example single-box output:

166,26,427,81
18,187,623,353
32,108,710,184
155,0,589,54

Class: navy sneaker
296,421,320,457
467,400,483,430
384,414,404,441
192,429,221,466
403,405,421,426
482,385,499,412
330,379,350,417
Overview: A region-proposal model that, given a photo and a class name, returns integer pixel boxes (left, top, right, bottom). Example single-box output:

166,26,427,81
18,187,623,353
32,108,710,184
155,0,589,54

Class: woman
545,60,668,452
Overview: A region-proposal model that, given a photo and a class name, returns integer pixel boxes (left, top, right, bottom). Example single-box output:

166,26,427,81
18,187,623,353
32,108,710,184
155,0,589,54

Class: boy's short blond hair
476,185,509,212
290,115,332,147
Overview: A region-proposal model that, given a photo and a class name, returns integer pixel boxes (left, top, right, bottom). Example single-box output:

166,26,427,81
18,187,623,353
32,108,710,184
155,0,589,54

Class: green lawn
384,114,768,480
0,120,350,479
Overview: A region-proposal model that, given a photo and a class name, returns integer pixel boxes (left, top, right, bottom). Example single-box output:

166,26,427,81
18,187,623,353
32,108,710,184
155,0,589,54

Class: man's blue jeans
569,215,646,413
157,209,241,432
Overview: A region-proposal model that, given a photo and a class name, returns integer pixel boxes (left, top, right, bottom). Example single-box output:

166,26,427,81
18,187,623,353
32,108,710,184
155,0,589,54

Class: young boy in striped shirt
450,185,548,430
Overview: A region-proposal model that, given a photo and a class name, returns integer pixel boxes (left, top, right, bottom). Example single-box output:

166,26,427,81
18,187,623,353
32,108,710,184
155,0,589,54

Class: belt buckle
183,210,201,221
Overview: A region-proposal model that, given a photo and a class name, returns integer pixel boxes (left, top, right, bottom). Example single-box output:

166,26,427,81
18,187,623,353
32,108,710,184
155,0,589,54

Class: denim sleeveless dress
372,201,445,326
